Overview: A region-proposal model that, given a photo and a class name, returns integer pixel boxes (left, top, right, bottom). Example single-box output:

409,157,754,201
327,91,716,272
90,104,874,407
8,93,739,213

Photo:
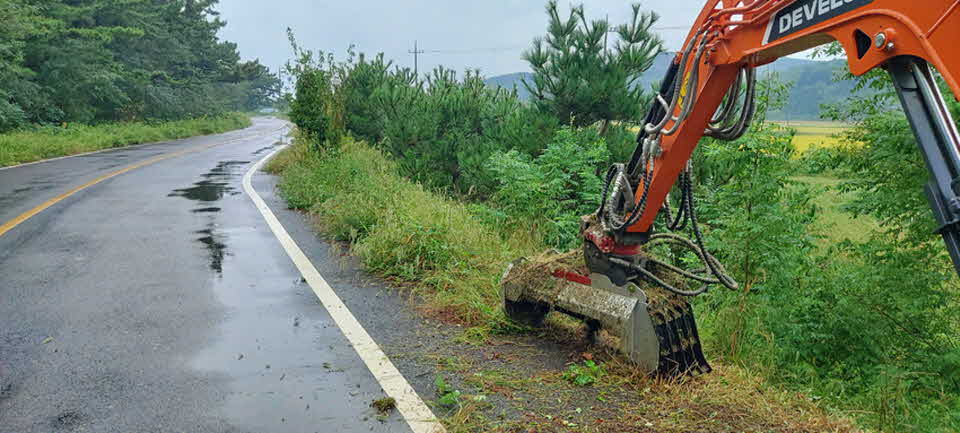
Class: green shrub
371,66,555,194
486,127,609,249
289,68,337,148
601,123,640,167
693,120,819,358
336,52,401,145
523,1,662,131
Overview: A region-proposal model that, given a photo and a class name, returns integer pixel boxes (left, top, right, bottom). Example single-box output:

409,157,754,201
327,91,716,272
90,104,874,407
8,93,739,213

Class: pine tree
523,1,663,134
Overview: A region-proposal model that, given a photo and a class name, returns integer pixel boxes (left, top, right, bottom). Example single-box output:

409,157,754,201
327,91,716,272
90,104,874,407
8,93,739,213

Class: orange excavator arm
588,0,960,285
503,0,960,375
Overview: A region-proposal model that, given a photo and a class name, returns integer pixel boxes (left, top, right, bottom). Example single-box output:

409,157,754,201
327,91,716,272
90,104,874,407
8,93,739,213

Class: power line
425,46,526,54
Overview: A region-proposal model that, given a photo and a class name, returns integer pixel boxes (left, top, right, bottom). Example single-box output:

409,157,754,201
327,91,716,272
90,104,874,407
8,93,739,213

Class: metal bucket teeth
651,300,711,376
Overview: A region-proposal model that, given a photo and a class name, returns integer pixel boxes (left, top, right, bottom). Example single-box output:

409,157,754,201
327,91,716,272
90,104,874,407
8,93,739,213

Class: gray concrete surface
0,118,413,433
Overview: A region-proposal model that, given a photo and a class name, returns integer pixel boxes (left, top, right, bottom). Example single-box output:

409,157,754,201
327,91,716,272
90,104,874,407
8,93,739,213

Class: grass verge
0,113,251,167
267,134,859,431
266,133,541,326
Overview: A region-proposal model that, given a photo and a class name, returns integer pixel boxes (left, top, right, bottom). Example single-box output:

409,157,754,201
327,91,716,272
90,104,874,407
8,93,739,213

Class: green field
793,175,876,245
780,123,875,245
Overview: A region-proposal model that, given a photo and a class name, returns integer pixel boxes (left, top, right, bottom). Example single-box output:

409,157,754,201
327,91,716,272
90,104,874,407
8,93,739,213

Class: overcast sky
216,1,706,78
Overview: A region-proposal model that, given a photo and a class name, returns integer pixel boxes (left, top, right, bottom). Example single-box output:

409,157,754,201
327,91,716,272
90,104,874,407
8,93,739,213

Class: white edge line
242,145,446,433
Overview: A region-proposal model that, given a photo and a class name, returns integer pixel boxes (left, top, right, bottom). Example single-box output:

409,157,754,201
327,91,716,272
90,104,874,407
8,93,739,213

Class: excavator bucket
500,251,711,376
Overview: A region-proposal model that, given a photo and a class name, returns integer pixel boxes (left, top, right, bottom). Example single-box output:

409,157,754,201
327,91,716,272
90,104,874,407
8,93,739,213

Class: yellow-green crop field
774,120,849,154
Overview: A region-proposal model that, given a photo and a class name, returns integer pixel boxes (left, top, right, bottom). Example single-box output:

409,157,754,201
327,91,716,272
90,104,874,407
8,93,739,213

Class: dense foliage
284,39,559,195
486,127,609,249
289,68,336,147
0,0,280,132
373,67,550,192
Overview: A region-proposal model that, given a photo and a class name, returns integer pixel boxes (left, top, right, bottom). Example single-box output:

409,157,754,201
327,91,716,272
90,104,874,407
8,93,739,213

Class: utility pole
409,40,425,76
605,14,610,53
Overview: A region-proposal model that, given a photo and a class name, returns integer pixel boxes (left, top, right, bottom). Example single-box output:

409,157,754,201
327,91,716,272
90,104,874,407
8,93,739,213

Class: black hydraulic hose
683,168,739,290
627,163,738,296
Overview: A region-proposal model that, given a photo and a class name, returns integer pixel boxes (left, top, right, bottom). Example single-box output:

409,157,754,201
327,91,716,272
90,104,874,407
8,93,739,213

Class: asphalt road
0,117,416,433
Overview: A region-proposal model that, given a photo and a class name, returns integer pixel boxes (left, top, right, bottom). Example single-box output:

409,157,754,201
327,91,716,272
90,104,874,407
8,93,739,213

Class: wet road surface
0,118,416,432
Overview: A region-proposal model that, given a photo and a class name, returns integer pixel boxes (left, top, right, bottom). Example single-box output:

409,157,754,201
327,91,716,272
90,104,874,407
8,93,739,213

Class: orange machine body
627,0,960,234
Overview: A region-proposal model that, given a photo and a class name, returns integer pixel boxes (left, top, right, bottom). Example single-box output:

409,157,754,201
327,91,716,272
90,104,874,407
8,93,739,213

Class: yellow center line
0,130,275,239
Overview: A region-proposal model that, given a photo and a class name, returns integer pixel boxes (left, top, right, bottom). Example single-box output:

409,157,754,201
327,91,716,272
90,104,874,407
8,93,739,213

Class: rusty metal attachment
501,258,711,376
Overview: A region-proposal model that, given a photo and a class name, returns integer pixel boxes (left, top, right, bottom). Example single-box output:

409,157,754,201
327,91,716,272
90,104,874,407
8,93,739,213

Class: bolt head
874,32,887,48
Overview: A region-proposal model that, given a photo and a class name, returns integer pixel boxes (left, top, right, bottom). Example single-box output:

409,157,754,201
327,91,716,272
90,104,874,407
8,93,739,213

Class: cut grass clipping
0,113,251,167
371,397,396,415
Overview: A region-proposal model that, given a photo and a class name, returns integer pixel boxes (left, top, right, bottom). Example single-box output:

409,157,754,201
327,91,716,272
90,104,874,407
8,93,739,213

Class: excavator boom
616,0,960,265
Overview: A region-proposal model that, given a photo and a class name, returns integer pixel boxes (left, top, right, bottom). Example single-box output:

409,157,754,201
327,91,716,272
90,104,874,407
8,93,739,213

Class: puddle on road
252,145,277,156
168,180,234,202
195,227,228,273
203,160,250,179
169,160,249,276
192,207,221,213
168,161,248,203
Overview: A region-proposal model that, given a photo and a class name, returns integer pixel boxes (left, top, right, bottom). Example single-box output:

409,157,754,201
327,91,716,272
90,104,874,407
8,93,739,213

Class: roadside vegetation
0,113,250,167
0,0,278,163
270,2,960,431
267,130,857,432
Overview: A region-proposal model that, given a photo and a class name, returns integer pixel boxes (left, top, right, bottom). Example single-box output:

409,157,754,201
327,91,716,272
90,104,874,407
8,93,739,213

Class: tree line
0,0,280,133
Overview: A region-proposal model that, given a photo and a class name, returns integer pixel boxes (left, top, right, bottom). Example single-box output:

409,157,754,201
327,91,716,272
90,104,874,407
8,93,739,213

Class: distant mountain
485,72,535,100
484,53,854,121
760,58,855,121
485,53,675,101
